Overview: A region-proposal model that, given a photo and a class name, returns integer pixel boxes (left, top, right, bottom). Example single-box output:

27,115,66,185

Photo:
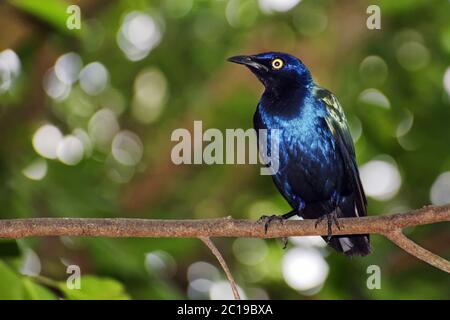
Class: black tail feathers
326,234,371,257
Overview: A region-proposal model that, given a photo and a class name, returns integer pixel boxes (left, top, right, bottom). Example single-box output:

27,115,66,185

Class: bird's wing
313,85,367,217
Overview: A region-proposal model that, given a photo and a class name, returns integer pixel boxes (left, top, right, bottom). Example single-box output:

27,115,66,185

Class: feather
314,85,368,218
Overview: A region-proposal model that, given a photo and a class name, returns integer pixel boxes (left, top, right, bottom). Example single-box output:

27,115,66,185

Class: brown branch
0,204,449,273
199,237,240,300
384,230,450,273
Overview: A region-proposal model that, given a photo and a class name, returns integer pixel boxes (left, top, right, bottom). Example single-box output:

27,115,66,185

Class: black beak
227,55,268,71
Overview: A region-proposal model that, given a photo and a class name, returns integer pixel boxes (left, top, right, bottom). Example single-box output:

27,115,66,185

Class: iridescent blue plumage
228,52,370,256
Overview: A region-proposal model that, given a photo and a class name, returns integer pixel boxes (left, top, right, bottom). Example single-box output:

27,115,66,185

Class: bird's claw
332,214,341,230
258,215,290,249
258,214,285,234
314,214,326,228
314,211,340,242
281,237,288,249
258,215,289,249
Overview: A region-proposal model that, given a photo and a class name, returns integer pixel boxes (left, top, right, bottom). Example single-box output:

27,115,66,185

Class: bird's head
227,52,312,90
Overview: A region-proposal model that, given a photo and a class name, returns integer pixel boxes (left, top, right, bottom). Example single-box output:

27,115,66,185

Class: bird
227,52,370,256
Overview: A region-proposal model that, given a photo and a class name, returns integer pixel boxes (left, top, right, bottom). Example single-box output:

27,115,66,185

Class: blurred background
0,0,449,299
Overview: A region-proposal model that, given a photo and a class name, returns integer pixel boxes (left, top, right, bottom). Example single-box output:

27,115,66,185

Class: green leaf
22,278,57,300
58,276,130,300
0,260,23,299
9,0,80,35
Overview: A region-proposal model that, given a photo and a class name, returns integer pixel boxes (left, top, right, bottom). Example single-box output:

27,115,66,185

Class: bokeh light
209,281,246,300
57,135,84,166
282,247,329,293
358,88,390,109
145,250,177,277
43,68,71,101
0,49,21,93
73,128,93,157
32,124,63,159
246,287,269,300
117,11,163,61
232,238,268,266
187,261,220,282
225,0,258,28
132,68,168,123
111,130,143,166
443,67,450,97
259,0,302,13
22,159,47,181
79,62,109,95
360,157,402,201
396,109,414,137
293,5,328,37
100,88,126,116
88,108,120,151
107,156,136,184
359,55,388,86
348,116,363,143
430,172,450,205
187,261,221,300
164,0,193,18
54,52,83,85
188,279,213,299
396,41,430,71
20,249,41,277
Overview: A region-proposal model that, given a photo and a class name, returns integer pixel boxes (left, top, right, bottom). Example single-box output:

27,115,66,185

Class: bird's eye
271,58,284,70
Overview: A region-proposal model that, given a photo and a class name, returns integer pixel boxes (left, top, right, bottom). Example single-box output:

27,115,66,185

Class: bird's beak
227,55,268,71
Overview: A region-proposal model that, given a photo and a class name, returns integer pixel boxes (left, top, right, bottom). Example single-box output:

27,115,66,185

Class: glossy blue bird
228,52,370,256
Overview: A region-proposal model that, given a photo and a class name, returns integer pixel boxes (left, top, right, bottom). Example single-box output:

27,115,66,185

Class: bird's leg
258,210,296,234
281,237,289,250
332,212,341,230
314,210,341,242
280,210,300,248
258,210,295,249
258,202,305,249
258,205,303,233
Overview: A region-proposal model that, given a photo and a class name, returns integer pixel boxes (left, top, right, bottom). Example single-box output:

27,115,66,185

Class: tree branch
384,230,450,273
0,204,449,273
199,237,240,300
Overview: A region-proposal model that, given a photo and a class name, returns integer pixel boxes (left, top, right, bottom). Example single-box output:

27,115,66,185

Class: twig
199,237,240,300
0,204,449,273
383,230,450,273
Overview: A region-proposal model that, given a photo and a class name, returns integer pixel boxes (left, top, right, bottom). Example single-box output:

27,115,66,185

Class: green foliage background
0,0,449,299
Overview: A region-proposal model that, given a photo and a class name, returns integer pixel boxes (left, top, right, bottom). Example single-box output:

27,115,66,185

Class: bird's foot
258,214,290,249
258,214,285,234
314,211,341,242
281,237,288,249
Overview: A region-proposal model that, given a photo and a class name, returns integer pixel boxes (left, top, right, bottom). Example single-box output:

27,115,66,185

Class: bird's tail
325,194,371,257
326,234,371,257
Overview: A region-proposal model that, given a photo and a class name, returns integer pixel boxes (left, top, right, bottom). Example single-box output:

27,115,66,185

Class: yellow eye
271,58,284,70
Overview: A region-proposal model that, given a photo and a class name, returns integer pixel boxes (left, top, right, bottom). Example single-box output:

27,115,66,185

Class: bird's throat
261,84,311,117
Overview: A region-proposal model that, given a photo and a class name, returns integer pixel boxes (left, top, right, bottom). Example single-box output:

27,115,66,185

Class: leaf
22,278,57,300
0,260,23,299
58,276,130,300
9,0,80,35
